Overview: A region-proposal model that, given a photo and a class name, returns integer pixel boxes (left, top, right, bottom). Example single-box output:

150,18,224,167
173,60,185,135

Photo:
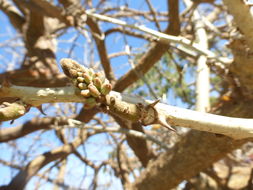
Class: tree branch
85,10,230,64
0,0,25,31
2,80,253,140
6,130,88,190
0,117,67,142
223,0,253,50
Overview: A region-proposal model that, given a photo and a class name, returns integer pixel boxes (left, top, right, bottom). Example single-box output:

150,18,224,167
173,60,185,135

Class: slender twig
63,119,170,150
85,10,231,64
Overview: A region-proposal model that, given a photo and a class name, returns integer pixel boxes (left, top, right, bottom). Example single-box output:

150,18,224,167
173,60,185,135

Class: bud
88,84,101,97
101,80,112,95
77,77,85,83
78,83,87,90
69,69,78,78
80,89,90,97
82,73,92,84
98,74,105,83
77,72,83,77
88,68,95,78
93,77,102,89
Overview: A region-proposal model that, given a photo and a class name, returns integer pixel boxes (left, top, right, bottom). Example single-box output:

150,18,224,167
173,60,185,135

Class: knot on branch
137,100,176,132
60,58,112,109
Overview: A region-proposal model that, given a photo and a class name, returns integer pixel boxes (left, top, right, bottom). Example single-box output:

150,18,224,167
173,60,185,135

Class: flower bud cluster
60,58,112,108
65,61,112,108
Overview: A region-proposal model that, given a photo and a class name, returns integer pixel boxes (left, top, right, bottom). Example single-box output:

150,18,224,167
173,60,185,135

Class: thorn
149,99,160,107
158,115,177,132
36,105,46,115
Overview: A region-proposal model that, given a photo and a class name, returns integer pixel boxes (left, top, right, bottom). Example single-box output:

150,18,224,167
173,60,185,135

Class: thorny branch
1,58,253,140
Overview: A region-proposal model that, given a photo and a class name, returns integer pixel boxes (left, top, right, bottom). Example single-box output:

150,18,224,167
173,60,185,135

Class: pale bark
2,83,253,139
184,0,210,112
86,11,230,64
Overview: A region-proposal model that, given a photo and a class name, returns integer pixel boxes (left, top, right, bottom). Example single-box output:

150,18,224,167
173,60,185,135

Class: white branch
110,91,253,140
2,84,253,139
0,85,86,106
184,0,210,112
85,10,231,64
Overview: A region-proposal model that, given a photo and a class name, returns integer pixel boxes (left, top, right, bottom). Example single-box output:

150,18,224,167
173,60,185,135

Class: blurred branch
223,0,253,50
0,0,25,31
145,0,161,31
0,117,67,142
6,130,88,190
53,159,67,190
105,27,154,41
61,119,169,150
112,115,155,167
184,0,210,112
86,17,116,83
86,10,231,64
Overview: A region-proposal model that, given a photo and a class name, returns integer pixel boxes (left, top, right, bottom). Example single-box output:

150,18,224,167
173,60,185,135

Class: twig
63,118,170,150
85,10,231,64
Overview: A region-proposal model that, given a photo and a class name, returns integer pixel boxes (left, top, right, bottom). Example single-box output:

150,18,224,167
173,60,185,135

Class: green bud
77,77,85,83
86,97,96,104
78,83,87,90
98,73,105,83
101,83,112,95
93,77,102,89
88,84,101,97
84,102,96,109
82,73,92,84
88,68,95,78
77,72,83,77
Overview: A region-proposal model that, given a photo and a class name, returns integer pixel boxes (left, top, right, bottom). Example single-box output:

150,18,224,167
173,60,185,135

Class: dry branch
1,58,253,139
85,10,231,64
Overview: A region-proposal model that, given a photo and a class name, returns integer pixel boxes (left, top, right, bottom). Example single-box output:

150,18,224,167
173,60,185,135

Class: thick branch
2,82,253,140
0,84,86,106
130,131,247,190
86,17,116,83
0,0,25,31
223,0,253,50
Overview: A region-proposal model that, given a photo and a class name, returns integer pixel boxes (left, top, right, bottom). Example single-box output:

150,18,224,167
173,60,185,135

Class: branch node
137,100,176,132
